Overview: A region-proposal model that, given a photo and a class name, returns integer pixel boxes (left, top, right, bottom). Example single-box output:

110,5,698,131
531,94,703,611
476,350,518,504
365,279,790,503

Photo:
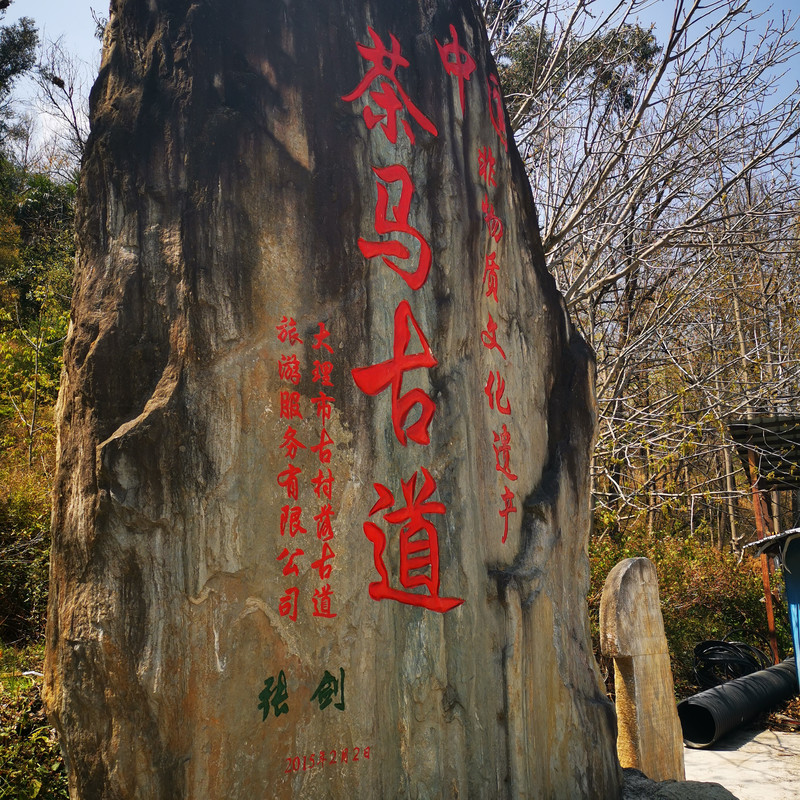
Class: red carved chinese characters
435,24,476,117
482,195,504,243
342,27,438,145
499,487,516,544
483,252,500,302
478,146,496,188
484,371,511,415
493,424,517,481
352,300,438,446
487,73,508,152
363,469,463,613
358,165,432,291
480,313,506,360
274,317,339,620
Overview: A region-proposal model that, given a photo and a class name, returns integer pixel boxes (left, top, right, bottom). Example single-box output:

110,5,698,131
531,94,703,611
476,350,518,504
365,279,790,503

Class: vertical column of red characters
479,66,518,544
342,26,463,613
275,316,340,622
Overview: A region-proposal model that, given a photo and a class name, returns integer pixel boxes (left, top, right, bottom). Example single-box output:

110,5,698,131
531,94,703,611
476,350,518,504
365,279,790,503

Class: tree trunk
44,2,619,798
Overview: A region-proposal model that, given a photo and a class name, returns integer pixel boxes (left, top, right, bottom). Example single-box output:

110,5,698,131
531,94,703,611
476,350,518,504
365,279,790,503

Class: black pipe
678,658,798,748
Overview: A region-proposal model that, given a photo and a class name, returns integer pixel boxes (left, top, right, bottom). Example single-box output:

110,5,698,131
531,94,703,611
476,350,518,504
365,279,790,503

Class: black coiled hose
692,631,773,690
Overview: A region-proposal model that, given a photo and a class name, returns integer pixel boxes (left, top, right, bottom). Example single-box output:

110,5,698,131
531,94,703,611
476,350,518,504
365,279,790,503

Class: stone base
622,768,739,799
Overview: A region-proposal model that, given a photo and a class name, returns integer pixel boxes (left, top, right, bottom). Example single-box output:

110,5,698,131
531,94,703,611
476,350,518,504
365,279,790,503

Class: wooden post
747,450,780,664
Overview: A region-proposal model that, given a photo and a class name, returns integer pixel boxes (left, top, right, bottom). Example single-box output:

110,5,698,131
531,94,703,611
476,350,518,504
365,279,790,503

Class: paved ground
683,727,800,800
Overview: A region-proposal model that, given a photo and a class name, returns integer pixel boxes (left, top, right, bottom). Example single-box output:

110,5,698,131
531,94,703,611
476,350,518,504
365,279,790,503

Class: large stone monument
44,1,620,797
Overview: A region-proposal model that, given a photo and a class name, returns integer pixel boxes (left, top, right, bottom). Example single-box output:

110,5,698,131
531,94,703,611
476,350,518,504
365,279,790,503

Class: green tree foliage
0,1,37,146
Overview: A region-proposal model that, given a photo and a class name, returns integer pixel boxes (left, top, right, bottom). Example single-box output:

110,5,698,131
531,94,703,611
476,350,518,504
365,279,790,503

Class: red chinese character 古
478,146,496,188
280,505,307,537
342,27,438,145
278,354,302,385
358,164,432,291
493,423,518,481
276,316,303,345
311,391,335,426
435,24,476,116
352,300,438,446
313,321,334,354
483,252,499,302
482,194,504,243
277,464,302,500
313,360,334,386
363,468,463,613
499,486,517,544
279,587,299,621
311,542,336,580
484,371,511,415
280,390,303,420
487,72,508,152
312,468,334,500
277,547,304,577
280,426,306,460
311,428,334,463
312,584,337,618
481,313,507,360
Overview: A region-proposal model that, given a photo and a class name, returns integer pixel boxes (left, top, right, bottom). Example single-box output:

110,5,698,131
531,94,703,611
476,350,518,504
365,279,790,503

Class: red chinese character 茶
314,504,335,541
487,72,508,152
311,541,336,580
478,146,496,188
493,423,518,481
483,251,499,302
482,194,504,243
484,371,511,414
280,390,303,420
278,354,302,385
277,547,304,577
279,586,299,621
312,321,334,354
276,316,303,345
358,164,432,291
363,468,463,613
481,313,507,360
352,300,438,447
342,27,438,145
312,584,337,618
280,504,307,537
499,486,517,543
435,24,476,117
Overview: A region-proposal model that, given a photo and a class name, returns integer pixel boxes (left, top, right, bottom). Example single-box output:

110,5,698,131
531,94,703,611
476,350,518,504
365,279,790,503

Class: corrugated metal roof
728,415,800,489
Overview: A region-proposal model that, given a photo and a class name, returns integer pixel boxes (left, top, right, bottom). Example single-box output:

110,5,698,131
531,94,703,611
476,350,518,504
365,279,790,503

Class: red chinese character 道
363,468,463,613
358,164,432,291
352,300,438,446
312,584,337,618
342,27,438,145
435,24,476,116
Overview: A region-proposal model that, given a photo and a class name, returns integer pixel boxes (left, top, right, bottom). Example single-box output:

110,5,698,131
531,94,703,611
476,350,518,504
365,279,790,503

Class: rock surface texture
45,1,620,798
